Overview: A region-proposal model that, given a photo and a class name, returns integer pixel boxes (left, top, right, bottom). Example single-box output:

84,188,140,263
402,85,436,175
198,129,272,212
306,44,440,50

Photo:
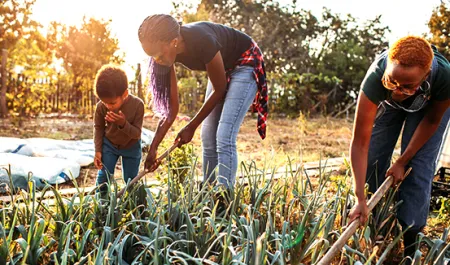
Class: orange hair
388,36,433,70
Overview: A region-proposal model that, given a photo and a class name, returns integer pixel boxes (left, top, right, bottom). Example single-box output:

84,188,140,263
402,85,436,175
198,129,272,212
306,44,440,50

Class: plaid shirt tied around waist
226,41,268,139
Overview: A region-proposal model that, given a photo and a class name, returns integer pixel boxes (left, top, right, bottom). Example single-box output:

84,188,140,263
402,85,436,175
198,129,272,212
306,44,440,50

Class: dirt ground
0,113,353,188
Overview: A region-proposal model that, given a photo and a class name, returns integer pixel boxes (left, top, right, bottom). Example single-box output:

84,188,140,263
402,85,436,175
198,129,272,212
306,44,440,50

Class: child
93,65,145,193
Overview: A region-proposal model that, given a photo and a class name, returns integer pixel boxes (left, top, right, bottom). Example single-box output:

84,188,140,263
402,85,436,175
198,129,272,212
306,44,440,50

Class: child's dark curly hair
389,36,433,70
94,64,128,99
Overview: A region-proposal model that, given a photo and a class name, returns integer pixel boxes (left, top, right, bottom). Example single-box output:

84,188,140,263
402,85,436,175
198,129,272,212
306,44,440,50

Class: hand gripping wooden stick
317,168,412,265
117,143,179,198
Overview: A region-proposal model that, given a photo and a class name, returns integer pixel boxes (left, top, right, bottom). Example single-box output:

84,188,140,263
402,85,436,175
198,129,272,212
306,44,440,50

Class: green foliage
0,0,39,50
156,142,196,184
3,16,126,116
177,73,208,115
1,159,450,264
54,17,124,111
56,17,124,80
428,1,450,61
6,75,52,117
4,27,58,117
0,0,48,117
436,196,450,219
269,71,343,115
171,0,389,116
2,0,391,117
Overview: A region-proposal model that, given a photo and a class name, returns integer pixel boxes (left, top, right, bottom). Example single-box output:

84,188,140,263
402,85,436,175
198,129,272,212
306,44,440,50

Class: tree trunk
56,77,60,112
0,49,8,118
137,63,144,102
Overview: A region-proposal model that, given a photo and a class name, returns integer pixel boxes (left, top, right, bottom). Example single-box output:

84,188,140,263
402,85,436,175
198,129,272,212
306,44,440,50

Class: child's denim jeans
96,137,142,190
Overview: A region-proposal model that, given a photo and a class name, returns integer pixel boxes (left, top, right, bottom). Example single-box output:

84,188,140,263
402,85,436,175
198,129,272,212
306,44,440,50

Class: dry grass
0,114,353,188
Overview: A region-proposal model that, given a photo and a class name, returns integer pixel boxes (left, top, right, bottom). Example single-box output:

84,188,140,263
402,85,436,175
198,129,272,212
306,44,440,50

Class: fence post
56,73,60,112
90,89,94,115
0,49,8,118
136,63,144,102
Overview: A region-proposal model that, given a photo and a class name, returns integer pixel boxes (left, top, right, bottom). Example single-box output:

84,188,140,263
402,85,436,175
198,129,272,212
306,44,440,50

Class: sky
30,0,443,79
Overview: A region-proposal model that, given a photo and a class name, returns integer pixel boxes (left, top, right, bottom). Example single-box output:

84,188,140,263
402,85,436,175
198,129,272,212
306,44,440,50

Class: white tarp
0,128,154,191
0,153,81,189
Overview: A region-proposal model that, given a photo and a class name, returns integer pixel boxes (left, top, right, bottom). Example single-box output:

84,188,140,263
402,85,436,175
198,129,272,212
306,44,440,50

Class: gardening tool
317,168,412,265
117,142,178,198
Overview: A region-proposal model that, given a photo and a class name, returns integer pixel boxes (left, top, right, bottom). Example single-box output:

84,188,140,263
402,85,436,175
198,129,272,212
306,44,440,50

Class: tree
171,0,389,115
0,0,39,50
171,1,210,114
55,17,124,111
0,0,40,117
428,1,450,60
314,11,389,113
172,0,322,114
197,0,320,74
5,32,56,116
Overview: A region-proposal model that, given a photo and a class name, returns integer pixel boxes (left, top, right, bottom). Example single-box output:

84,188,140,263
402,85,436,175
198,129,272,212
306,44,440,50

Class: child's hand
94,152,103,169
105,111,126,127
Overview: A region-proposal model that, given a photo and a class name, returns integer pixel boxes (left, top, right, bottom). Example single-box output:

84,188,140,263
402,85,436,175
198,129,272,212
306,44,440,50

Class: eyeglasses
382,71,430,96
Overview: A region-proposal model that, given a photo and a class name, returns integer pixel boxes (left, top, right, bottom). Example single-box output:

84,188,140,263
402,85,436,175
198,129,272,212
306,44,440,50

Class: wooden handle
117,143,178,197
317,168,411,265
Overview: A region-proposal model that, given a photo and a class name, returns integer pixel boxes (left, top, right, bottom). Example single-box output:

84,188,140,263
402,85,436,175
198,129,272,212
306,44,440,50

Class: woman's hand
175,124,196,147
144,149,160,172
348,199,369,225
386,160,407,185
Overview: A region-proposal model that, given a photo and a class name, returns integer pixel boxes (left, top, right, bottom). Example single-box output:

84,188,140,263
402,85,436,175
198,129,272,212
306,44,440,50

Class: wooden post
88,89,91,114
0,49,8,118
137,63,144,102
56,74,60,112
67,86,71,112
91,90,95,115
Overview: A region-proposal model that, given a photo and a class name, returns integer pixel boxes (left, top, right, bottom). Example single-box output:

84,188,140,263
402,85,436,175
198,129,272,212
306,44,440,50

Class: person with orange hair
348,36,450,261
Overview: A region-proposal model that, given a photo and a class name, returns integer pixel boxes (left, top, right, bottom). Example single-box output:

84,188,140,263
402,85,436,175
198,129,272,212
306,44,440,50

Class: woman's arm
175,51,227,145
349,91,378,224
145,65,179,170
387,99,450,181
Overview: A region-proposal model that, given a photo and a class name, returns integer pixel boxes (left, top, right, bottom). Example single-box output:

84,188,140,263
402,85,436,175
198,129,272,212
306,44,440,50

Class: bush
156,142,195,185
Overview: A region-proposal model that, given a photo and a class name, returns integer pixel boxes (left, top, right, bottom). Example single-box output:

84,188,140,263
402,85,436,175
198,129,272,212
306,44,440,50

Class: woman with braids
138,14,268,188
348,36,450,261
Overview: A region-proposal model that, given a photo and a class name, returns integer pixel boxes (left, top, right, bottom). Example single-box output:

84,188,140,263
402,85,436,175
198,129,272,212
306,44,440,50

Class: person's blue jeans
97,137,142,189
201,66,258,187
367,102,450,230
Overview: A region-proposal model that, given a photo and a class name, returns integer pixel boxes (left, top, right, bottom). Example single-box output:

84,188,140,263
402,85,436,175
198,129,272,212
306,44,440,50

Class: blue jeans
367,102,450,230
97,137,142,188
201,66,258,187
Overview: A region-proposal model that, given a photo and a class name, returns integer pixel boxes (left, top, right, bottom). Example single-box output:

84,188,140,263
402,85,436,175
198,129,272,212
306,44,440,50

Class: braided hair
138,14,180,44
138,14,181,117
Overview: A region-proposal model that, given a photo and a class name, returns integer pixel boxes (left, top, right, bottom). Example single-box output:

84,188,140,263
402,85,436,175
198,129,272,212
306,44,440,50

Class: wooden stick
117,143,178,197
317,168,412,265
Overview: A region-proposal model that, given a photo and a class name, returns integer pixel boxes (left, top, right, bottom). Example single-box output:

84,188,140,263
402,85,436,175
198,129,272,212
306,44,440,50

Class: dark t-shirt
361,46,450,105
175,21,253,71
